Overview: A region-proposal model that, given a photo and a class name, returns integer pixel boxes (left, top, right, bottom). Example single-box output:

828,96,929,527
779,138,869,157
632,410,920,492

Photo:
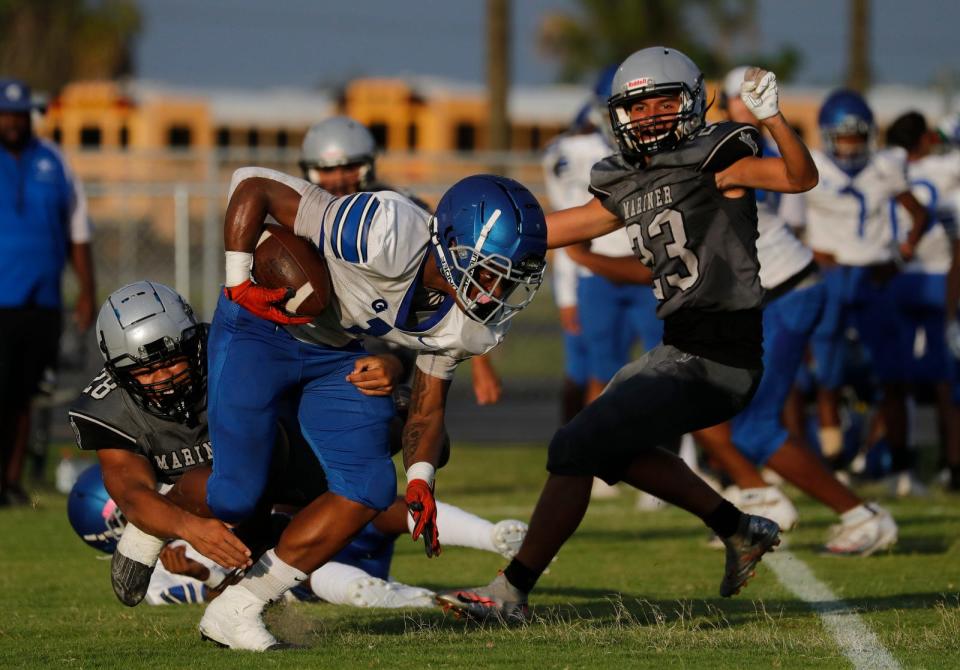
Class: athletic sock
503,558,541,594
839,503,873,526
309,561,373,606
240,548,308,603
406,501,494,551
704,500,743,539
116,523,165,565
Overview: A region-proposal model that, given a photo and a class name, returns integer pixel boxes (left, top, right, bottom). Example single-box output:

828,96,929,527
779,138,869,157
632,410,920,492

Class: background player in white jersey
803,91,930,495
438,49,819,622
179,171,547,649
886,111,960,491
719,68,896,553
542,67,662,501
298,116,502,405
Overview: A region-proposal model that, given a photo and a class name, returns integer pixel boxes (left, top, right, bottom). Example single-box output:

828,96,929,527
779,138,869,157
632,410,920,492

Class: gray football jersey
68,369,211,485
590,121,764,319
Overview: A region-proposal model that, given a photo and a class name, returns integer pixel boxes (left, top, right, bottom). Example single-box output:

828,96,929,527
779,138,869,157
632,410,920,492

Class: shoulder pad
649,122,761,172
589,154,636,200
69,371,141,451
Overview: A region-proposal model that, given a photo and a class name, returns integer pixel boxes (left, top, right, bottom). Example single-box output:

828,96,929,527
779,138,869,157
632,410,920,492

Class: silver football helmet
96,281,206,422
608,46,707,158
299,116,377,188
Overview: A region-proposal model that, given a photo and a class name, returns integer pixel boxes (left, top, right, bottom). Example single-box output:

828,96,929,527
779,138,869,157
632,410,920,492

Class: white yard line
766,550,901,670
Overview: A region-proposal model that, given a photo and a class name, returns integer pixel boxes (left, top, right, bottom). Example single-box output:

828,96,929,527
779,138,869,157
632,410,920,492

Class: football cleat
824,504,897,557
885,471,929,498
111,552,156,607
719,514,780,597
348,577,436,609
435,572,529,623
738,486,799,532
491,519,528,560
198,585,294,651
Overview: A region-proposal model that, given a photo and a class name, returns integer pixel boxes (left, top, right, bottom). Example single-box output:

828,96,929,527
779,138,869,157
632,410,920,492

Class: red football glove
405,479,441,558
223,279,312,325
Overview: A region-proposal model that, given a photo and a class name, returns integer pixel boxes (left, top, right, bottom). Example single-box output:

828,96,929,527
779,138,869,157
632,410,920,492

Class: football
252,224,332,317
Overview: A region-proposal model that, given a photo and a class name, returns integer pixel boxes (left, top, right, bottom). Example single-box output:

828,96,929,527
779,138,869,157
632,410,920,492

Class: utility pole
487,0,510,159
845,0,871,92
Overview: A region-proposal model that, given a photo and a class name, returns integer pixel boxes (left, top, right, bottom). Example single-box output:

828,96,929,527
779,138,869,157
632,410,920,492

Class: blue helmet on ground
67,463,125,554
818,89,875,175
430,175,547,326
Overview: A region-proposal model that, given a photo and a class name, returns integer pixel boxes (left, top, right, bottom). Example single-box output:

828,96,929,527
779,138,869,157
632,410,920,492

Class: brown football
252,224,332,317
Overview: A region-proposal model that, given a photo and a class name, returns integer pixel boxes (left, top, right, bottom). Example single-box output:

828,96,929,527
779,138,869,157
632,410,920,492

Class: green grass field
2,444,959,669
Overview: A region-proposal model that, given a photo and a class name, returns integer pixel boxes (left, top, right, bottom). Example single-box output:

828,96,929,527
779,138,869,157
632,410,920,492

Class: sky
135,0,960,90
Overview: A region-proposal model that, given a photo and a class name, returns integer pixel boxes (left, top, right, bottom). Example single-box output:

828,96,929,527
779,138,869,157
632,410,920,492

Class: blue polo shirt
0,138,79,308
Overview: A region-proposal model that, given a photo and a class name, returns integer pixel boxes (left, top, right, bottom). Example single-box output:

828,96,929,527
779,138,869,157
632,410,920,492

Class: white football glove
740,67,779,121
947,319,960,359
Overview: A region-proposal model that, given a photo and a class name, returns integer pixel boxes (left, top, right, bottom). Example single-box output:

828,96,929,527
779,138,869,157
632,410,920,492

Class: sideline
766,550,901,670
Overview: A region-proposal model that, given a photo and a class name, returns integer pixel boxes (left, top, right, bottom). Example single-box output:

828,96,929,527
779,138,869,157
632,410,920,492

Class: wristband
405,462,436,489
225,251,254,287
203,570,226,589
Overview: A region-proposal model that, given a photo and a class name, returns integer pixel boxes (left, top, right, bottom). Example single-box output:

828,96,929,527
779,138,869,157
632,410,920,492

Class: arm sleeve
293,183,337,241
415,352,463,381
551,248,579,308
699,124,762,172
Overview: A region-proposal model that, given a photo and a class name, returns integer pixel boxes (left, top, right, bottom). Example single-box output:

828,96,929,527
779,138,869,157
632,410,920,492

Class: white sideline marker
766,550,901,670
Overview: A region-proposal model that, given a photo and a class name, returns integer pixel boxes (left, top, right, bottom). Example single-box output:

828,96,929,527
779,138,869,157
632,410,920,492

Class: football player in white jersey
887,111,960,491
803,90,929,494
298,116,503,405
188,171,546,649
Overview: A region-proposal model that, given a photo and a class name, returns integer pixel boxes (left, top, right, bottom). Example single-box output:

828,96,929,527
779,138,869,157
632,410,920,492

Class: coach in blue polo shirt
0,78,95,506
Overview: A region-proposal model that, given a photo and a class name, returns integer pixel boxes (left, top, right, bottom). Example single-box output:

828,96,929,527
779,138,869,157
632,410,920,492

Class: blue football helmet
67,463,126,554
430,175,547,326
819,90,875,175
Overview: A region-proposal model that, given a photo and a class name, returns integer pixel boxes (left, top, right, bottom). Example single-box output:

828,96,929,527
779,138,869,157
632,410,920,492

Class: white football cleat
635,491,666,511
491,519,528,559
885,471,929,498
738,486,799,532
199,585,290,651
824,503,898,556
348,577,435,608
590,477,620,499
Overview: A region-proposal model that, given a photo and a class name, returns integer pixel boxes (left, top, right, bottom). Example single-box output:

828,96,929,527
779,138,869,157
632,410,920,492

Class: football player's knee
546,423,595,476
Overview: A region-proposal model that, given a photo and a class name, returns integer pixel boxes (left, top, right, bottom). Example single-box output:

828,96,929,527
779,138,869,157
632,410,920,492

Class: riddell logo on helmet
626,77,655,90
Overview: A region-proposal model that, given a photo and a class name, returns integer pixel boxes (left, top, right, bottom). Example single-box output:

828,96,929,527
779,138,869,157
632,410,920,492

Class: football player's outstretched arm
715,68,819,195
99,449,252,570
566,244,653,285
401,368,452,557
546,198,622,249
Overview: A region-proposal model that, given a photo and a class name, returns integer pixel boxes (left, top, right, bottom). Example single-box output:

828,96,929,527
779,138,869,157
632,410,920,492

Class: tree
0,0,141,94
538,0,801,84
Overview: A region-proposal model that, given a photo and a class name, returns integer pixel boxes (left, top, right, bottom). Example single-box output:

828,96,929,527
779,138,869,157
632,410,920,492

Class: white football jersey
753,141,813,289
893,151,960,274
145,541,224,605
542,132,631,278
227,170,507,381
804,148,909,265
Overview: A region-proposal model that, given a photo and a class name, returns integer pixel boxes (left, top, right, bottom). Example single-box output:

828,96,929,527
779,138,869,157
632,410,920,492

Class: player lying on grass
438,48,820,622
69,462,525,608
68,282,528,609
